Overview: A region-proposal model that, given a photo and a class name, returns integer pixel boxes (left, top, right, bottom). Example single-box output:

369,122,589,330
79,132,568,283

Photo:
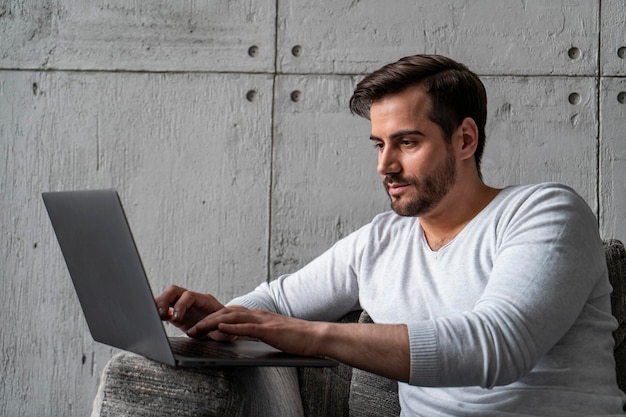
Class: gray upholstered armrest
93,352,241,416
92,352,303,417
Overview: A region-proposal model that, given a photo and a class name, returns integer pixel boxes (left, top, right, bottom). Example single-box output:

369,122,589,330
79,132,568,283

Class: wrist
309,320,335,357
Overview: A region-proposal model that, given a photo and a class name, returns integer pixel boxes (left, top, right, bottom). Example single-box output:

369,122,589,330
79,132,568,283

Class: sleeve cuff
407,321,439,386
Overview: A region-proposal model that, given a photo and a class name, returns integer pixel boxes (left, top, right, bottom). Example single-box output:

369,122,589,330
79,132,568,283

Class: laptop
42,189,337,368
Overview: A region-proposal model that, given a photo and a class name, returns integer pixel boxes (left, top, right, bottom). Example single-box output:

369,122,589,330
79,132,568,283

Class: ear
455,117,479,161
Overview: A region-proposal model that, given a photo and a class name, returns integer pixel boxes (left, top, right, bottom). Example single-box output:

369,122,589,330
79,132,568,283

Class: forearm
194,307,411,382
313,322,410,383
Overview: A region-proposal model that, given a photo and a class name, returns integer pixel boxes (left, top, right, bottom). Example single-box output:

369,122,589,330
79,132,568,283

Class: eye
372,141,384,150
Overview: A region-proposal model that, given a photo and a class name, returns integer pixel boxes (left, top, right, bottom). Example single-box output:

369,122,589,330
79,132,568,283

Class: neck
420,180,501,251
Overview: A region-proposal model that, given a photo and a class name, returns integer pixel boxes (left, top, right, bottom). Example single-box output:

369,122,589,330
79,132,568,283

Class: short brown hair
350,54,487,176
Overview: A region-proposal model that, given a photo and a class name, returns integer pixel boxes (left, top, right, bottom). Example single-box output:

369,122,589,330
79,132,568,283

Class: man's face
369,87,457,217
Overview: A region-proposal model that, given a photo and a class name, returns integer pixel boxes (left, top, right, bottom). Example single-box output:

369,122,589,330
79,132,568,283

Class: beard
384,148,457,217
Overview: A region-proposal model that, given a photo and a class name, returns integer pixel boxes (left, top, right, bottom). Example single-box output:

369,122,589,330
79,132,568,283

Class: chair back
605,239,626,393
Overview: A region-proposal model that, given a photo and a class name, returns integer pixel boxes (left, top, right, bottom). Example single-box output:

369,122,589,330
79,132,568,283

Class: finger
189,321,258,340
217,322,261,338
207,330,238,342
155,285,187,319
172,292,231,332
171,290,200,327
186,309,229,337
189,308,256,338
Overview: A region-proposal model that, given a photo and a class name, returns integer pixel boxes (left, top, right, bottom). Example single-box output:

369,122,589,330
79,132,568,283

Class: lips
383,176,411,197
386,182,410,197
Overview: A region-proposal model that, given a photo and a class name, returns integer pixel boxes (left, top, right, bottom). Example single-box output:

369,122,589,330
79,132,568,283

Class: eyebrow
369,129,426,142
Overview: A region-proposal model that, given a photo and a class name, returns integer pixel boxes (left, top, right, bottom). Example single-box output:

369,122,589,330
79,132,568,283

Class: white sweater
229,183,626,416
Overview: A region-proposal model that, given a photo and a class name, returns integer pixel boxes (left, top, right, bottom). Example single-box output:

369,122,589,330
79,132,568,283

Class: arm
157,219,411,380
188,307,411,382
155,283,411,381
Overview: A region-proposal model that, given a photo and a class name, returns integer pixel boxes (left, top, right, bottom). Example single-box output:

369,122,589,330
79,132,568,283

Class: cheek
402,153,433,176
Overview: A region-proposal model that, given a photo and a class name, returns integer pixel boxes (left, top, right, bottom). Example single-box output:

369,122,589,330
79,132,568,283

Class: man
156,55,626,415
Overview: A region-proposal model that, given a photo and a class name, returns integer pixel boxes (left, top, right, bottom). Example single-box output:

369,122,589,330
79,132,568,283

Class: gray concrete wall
1,1,624,415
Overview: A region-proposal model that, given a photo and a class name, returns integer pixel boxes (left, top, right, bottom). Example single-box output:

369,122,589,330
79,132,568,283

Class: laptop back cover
42,189,177,366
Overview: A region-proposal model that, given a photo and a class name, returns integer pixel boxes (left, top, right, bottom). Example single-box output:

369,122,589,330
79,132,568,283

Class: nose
377,146,400,176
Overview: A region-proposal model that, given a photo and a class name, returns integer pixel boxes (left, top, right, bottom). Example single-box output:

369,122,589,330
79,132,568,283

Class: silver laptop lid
43,189,176,366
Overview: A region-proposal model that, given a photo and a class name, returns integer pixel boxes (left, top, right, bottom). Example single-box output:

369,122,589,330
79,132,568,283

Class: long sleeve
227,224,368,321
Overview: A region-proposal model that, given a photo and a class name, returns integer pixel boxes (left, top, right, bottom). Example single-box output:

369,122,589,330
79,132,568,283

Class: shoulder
498,182,591,215
504,182,582,201
495,182,599,241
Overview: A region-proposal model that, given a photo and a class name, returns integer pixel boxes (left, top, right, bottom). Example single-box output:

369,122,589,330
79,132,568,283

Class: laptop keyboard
169,337,252,359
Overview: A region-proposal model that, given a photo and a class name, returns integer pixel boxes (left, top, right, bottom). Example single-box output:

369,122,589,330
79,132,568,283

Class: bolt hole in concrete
618,47,626,59
618,92,626,105
246,90,257,102
292,45,303,57
291,90,302,102
568,47,581,60
248,45,259,57
568,92,582,105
